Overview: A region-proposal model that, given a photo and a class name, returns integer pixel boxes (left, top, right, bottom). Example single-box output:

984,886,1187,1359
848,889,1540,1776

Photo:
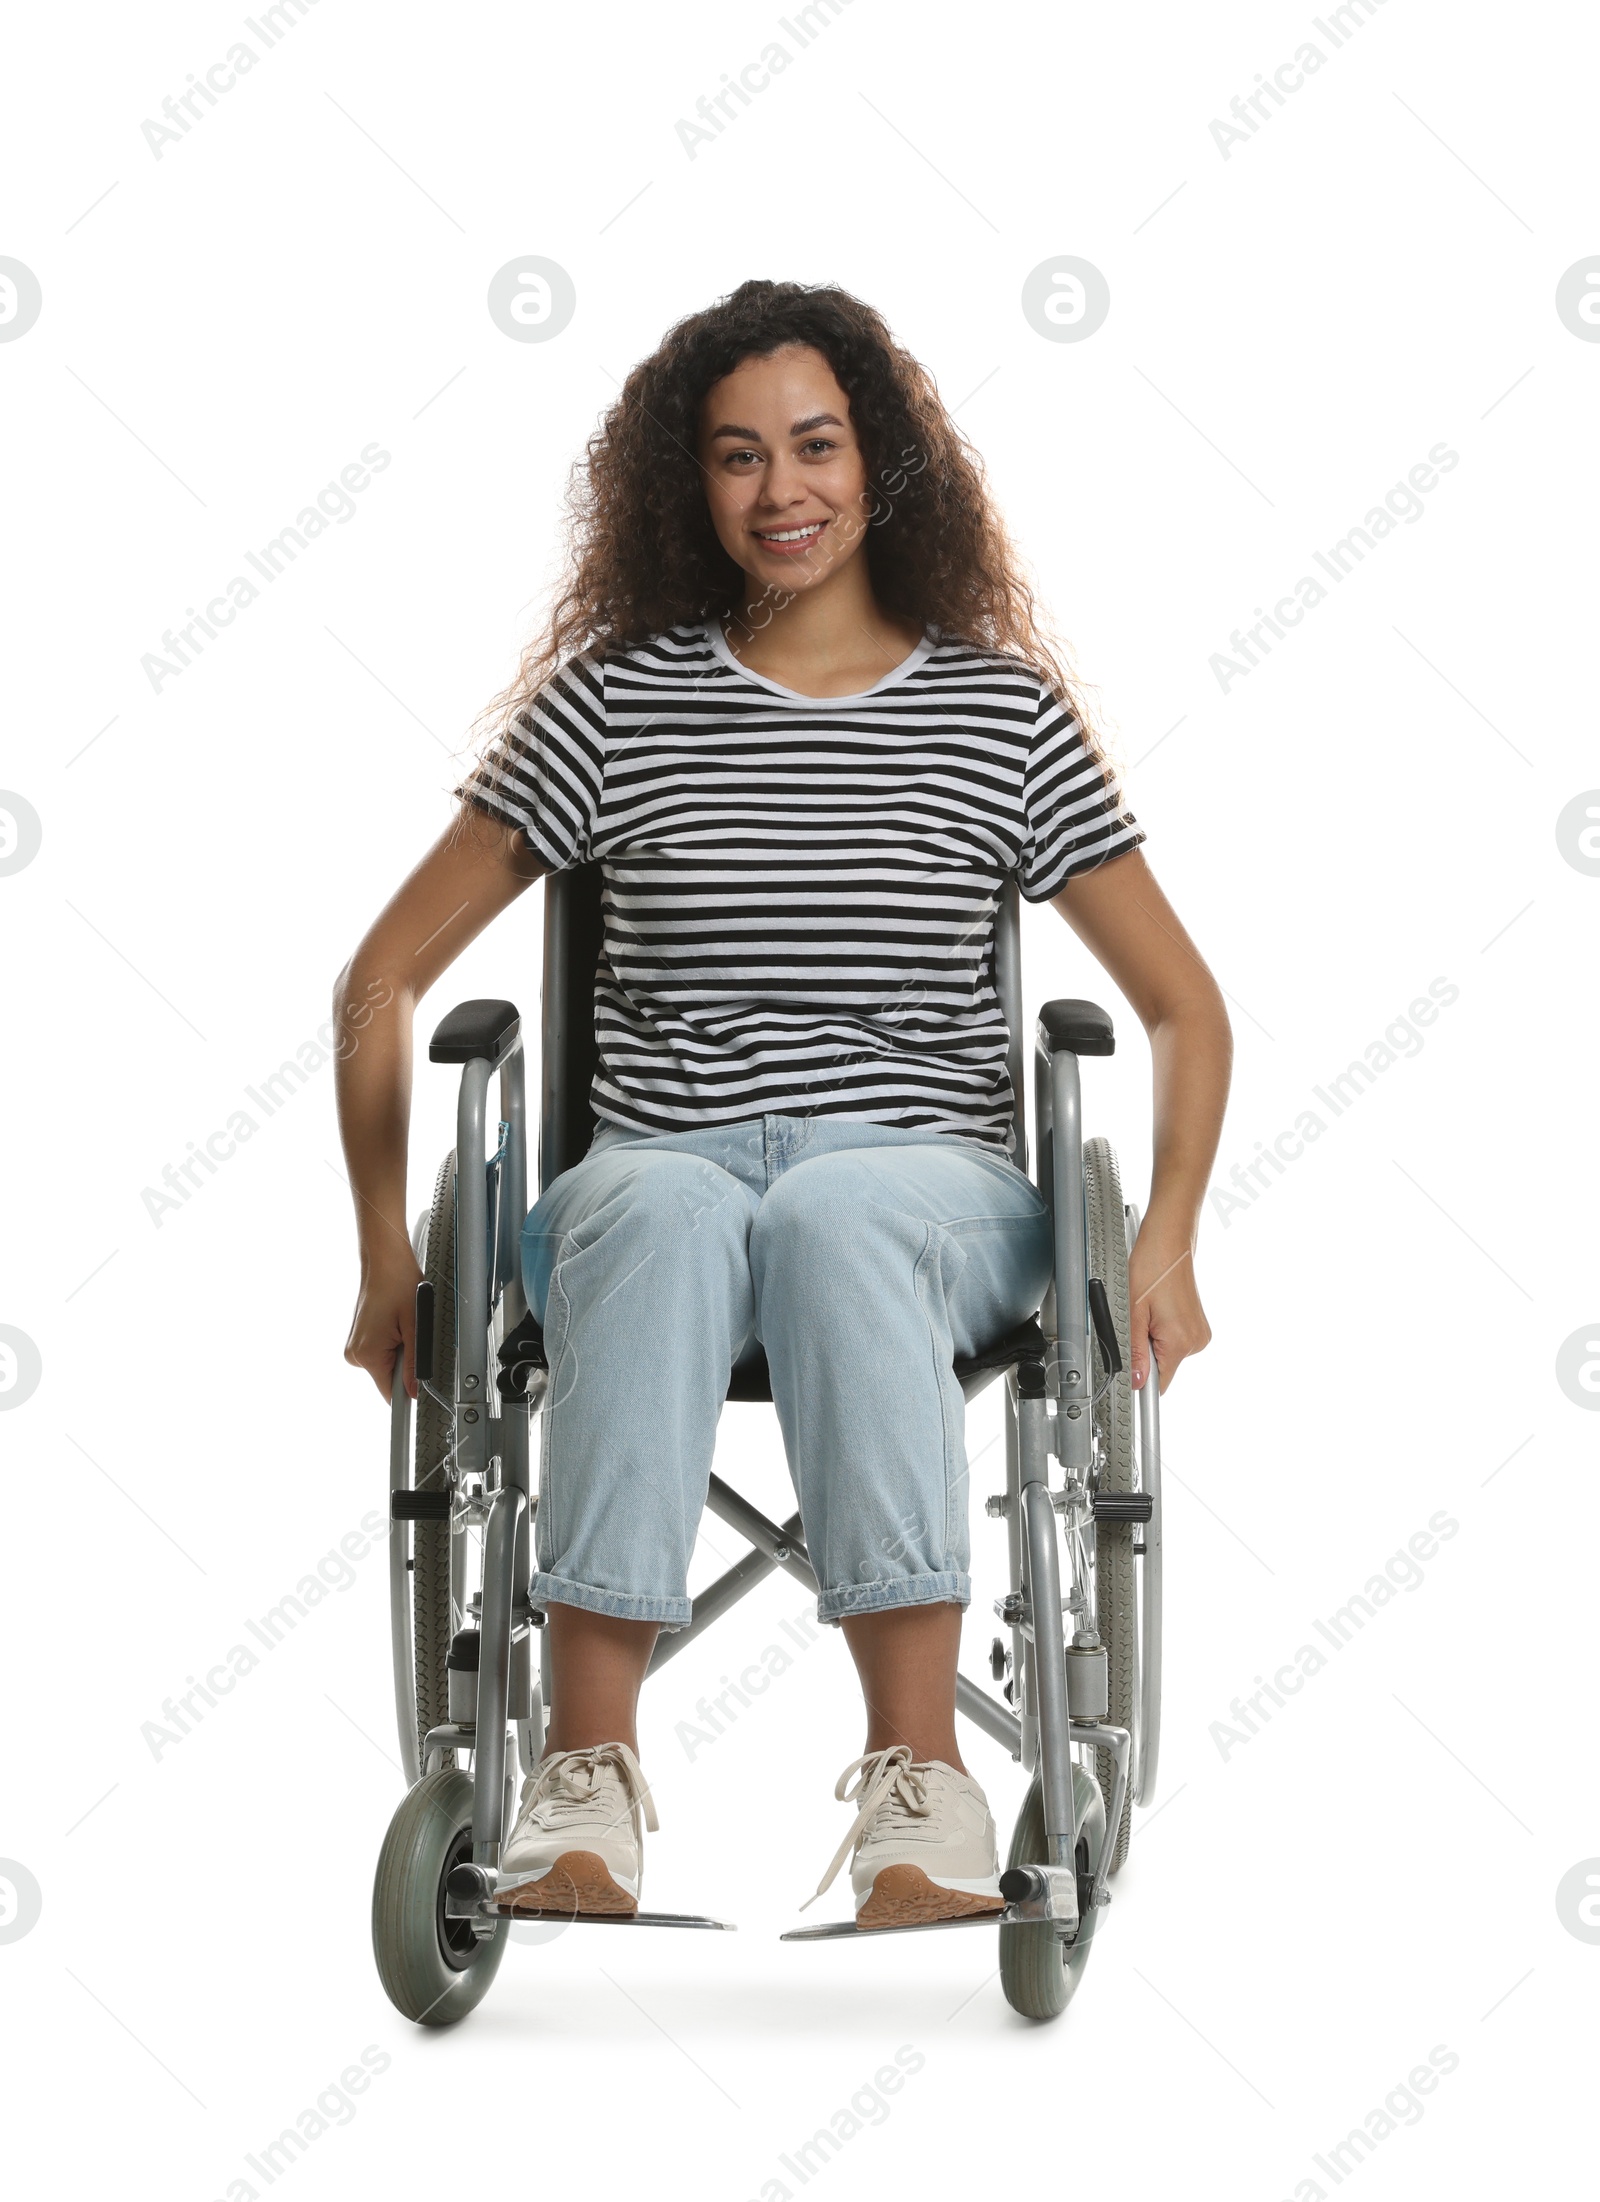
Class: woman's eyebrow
707,411,847,442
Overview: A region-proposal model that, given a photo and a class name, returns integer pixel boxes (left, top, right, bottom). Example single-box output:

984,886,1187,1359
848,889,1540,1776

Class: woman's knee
525,1150,750,1313
749,1155,911,1282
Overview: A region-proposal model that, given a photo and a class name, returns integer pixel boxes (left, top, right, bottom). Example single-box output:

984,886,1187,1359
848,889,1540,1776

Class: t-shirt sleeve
1017,677,1146,901
454,653,606,870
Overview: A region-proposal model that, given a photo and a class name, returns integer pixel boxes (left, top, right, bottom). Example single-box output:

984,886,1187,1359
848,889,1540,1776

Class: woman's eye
802,439,835,456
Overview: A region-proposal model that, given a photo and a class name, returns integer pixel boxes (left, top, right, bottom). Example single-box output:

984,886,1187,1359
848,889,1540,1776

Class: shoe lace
519,1741,660,1848
802,1745,942,1910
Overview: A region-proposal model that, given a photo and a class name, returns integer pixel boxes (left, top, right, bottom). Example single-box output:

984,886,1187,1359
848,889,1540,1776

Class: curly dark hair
463,277,1117,783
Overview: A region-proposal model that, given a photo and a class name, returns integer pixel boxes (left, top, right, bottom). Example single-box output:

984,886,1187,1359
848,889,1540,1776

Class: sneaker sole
497,1851,638,1916
856,1865,1006,1930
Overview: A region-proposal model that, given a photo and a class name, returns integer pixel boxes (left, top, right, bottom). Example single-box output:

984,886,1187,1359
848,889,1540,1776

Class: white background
2,1,1595,2195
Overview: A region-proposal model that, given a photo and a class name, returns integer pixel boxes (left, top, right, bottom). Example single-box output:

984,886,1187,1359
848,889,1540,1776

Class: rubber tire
372,1769,507,2026
412,1152,458,1773
998,1764,1106,2022
1084,1136,1136,1873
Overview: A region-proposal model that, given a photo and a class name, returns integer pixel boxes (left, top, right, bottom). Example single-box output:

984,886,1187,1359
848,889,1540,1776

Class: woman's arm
333,804,547,1400
1049,847,1233,1394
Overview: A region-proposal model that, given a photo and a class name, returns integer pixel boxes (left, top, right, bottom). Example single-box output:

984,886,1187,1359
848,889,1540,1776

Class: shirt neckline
703,617,935,704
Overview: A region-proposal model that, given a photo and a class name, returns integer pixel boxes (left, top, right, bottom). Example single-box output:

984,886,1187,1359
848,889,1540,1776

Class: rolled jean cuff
527,1572,694,1632
815,1569,970,1626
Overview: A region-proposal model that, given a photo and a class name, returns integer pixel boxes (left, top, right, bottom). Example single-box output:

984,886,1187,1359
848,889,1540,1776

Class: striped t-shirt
460,619,1144,1149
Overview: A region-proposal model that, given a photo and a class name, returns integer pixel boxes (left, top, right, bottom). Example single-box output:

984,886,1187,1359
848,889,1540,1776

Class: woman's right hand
344,1249,425,1402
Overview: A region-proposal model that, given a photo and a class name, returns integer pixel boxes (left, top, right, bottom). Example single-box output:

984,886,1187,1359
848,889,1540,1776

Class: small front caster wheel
372,1769,507,2026
998,1763,1106,2022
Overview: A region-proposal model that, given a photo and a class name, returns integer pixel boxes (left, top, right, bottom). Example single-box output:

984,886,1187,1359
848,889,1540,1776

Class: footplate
492,1905,736,1931
782,1907,1028,1942
445,1861,735,1930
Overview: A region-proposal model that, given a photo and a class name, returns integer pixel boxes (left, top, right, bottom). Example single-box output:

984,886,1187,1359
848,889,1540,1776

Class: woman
335,279,1231,1931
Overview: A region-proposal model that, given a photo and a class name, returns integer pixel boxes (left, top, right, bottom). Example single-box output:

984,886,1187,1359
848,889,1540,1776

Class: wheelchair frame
379,868,1162,1987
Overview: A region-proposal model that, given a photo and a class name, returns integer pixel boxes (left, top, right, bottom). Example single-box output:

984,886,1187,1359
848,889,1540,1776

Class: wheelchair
370,864,1164,2026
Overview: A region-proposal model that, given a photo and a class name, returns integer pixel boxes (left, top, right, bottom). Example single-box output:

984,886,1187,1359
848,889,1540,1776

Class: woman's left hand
1126,1219,1212,1395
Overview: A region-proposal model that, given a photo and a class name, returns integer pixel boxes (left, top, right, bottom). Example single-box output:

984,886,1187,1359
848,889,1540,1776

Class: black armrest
1036,999,1114,1057
429,998,521,1065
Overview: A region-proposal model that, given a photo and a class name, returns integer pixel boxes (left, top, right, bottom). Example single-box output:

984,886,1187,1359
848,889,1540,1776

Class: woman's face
697,343,872,599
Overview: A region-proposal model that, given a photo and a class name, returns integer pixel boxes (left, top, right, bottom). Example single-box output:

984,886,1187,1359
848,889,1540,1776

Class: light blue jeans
521,1114,1052,1630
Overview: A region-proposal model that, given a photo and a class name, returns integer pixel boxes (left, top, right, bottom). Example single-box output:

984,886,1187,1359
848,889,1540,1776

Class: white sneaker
498,1742,658,1915
806,1745,1006,1929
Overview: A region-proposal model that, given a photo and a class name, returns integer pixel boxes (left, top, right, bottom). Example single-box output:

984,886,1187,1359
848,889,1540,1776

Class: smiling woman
334,277,1232,1934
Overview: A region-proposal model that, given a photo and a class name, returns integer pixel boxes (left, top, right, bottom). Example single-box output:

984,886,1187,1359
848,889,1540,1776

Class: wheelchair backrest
538,864,606,1192
536,863,1028,1194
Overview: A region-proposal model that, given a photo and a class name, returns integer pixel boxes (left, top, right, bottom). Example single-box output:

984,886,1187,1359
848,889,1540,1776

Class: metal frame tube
1019,1394,1077,1912
1040,1046,1092,1473
673,1476,1024,1749
500,1390,533,1641
1005,1377,1035,1771
498,1043,529,1333
1074,1718,1131,1912
956,1673,1021,1756
703,1476,818,1588
646,1544,784,1671
454,1058,493,1482
471,1484,526,1867
494,1044,535,1610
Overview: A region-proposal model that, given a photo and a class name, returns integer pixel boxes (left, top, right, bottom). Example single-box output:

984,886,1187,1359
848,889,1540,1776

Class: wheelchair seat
498,1306,1047,1404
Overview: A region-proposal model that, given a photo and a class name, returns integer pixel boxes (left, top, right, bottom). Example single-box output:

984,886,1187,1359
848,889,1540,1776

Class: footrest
490,1904,737,1932
781,1909,1022,1942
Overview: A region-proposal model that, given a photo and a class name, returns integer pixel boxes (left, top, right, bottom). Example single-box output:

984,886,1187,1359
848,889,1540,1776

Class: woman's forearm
333,962,417,1272
1142,989,1233,1246
333,815,542,1399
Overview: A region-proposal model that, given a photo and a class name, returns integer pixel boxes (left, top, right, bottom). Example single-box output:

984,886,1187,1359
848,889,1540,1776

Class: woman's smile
751,517,830,555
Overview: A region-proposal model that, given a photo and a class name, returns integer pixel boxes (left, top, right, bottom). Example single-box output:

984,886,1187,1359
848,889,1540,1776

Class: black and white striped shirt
461,620,1144,1148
